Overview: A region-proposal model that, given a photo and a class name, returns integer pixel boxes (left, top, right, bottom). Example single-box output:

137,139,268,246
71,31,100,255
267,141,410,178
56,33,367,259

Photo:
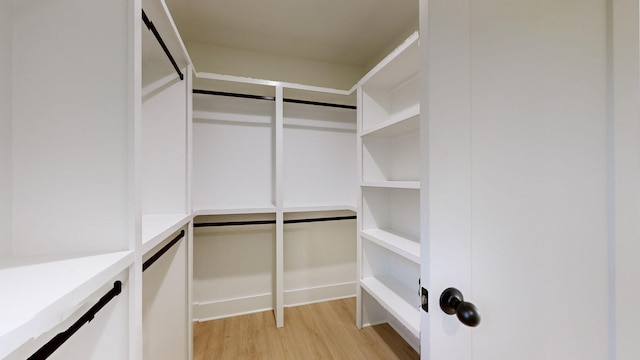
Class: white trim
350,31,420,92
195,72,352,95
283,282,357,307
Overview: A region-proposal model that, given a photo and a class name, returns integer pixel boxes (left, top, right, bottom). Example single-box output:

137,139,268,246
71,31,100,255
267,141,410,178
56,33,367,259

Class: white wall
0,0,12,257
10,0,131,255
188,42,364,90
613,0,640,359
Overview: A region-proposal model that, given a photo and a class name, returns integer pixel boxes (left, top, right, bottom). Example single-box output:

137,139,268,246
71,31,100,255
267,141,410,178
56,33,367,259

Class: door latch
419,279,428,312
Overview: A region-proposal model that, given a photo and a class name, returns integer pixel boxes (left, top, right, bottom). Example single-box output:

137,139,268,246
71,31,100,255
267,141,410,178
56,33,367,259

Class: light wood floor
194,297,419,360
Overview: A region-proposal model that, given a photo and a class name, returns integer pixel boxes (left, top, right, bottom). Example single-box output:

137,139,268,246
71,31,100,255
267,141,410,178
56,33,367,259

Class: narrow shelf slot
360,229,420,264
360,276,420,338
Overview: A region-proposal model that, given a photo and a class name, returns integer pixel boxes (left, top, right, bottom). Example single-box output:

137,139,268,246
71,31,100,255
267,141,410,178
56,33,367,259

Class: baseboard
193,293,273,322
284,282,357,307
193,282,358,321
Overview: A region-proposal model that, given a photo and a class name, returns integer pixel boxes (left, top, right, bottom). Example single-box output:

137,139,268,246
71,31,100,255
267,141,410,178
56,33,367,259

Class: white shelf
356,32,420,91
284,203,357,213
360,229,420,264
142,214,192,254
0,251,134,358
361,181,420,189
361,112,420,139
360,276,420,338
194,206,277,216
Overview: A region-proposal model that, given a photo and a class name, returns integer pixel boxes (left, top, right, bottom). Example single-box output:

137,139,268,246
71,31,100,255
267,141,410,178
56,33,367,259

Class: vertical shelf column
356,86,364,329
275,85,284,327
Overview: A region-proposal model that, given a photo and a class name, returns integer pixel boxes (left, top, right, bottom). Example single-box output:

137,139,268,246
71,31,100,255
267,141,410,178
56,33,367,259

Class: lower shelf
360,276,420,338
0,251,134,358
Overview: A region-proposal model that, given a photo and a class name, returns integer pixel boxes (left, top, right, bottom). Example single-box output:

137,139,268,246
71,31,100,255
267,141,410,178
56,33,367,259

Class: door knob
439,287,481,327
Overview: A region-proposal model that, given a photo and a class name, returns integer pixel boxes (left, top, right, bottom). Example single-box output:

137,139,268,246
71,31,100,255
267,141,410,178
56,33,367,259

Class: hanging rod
194,215,357,228
28,281,123,360
142,9,184,81
193,89,357,110
143,230,186,272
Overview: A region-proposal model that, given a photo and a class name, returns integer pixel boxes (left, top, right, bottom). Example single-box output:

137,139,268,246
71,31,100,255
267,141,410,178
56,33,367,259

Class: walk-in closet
5,0,640,360
1,0,421,358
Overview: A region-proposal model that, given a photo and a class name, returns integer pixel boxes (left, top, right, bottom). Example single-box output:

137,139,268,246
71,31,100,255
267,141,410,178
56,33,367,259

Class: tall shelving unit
356,32,421,352
191,76,357,327
1,0,194,359
1,0,137,358
140,0,193,359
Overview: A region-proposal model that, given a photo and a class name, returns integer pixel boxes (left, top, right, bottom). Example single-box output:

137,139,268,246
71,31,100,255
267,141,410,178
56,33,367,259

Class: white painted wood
192,93,275,211
284,204,356,213
141,76,188,216
362,187,420,239
361,229,419,264
275,85,285,327
283,102,357,209
130,0,144,357
11,0,133,255
141,0,191,86
0,252,133,358
360,276,419,338
193,294,274,322
361,181,420,189
0,0,11,258
357,32,421,348
283,283,357,307
283,212,356,307
6,271,131,360
354,32,420,91
141,214,191,254
424,0,614,359
185,66,194,360
361,113,419,139
196,72,351,95
195,207,277,216
612,1,640,359
142,232,188,360
356,87,365,329
192,219,275,321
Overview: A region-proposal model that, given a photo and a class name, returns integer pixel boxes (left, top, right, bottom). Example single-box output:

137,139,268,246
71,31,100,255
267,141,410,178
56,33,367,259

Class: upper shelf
356,32,419,91
0,251,134,358
194,206,277,217
361,113,419,139
142,0,192,89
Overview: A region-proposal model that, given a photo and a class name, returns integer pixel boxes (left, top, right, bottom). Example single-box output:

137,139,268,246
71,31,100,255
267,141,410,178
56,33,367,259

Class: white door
420,0,640,359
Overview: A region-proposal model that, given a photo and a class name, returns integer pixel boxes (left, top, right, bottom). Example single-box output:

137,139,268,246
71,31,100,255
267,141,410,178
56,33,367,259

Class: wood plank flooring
194,297,419,359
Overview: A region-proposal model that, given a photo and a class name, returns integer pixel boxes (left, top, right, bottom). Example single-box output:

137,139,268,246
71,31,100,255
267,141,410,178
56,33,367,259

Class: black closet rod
142,9,184,81
28,281,123,360
194,215,357,228
193,89,357,110
143,230,186,272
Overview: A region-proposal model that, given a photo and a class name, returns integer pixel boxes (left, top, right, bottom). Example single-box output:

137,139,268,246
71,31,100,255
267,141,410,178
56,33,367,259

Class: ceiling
164,0,418,68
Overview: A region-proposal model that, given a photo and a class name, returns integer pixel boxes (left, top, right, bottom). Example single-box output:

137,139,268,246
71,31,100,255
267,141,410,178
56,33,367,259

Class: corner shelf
360,276,420,338
360,229,420,264
0,251,134,358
